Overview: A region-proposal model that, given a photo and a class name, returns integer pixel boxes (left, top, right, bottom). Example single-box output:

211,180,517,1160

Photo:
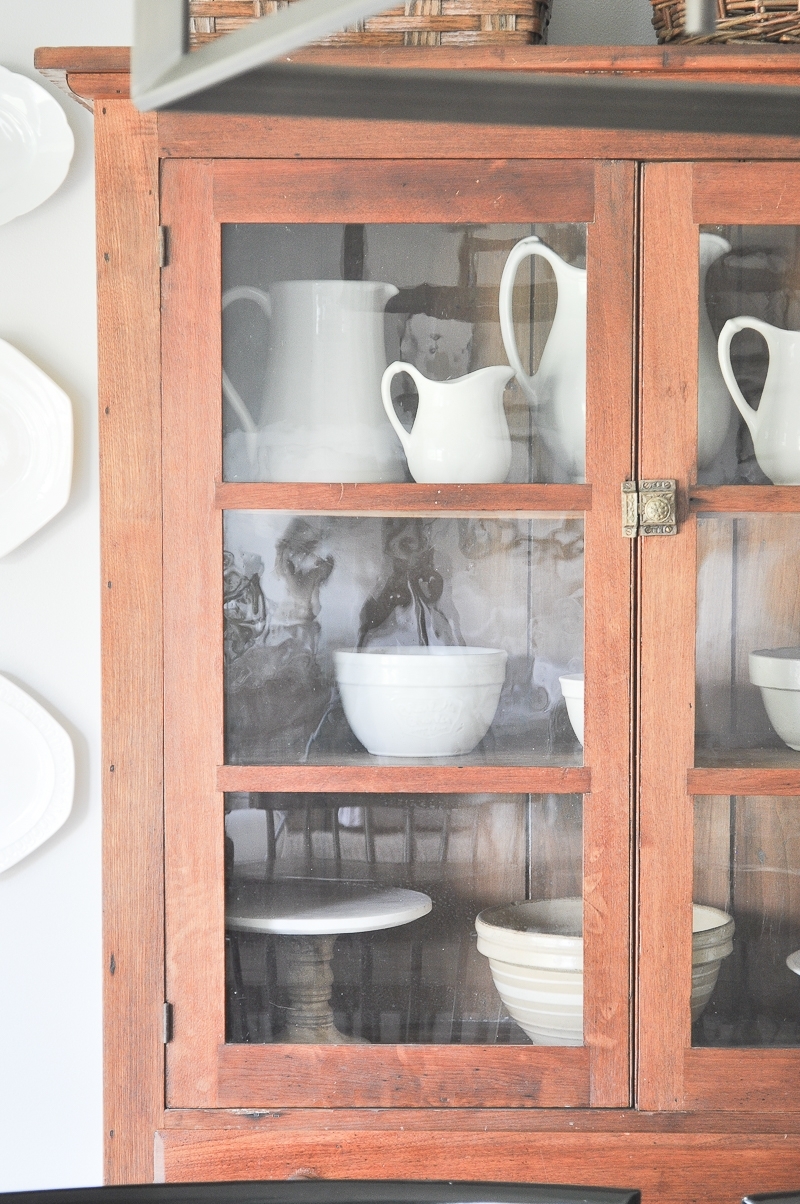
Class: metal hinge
158,226,170,268
622,480,677,537
163,1001,174,1043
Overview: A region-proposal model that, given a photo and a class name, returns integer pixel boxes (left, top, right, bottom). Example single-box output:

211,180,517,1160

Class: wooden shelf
218,760,589,794
215,482,592,514
689,747,800,795
690,485,800,512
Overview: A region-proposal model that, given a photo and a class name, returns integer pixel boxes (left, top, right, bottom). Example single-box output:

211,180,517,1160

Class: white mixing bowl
749,647,800,751
559,673,584,745
334,646,507,757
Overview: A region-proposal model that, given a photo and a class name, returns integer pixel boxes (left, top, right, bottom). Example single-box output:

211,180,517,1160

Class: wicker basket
651,1,800,44
189,0,551,48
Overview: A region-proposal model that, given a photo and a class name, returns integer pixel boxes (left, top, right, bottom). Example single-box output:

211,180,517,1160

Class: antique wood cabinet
37,43,800,1204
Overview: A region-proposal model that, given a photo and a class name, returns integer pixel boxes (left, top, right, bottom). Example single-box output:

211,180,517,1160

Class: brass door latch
622,480,677,537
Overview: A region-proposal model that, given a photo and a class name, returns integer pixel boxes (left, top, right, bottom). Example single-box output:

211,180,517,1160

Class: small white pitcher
381,362,514,483
718,316,800,484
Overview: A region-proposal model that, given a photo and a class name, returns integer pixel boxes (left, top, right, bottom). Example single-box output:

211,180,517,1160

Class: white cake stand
227,877,432,1044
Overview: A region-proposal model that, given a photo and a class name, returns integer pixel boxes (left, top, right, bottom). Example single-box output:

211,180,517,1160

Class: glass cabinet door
639,161,800,1113
160,156,635,1110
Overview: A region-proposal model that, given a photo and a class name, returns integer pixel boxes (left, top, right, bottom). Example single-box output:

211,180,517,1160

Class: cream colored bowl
749,647,800,751
335,646,507,757
476,899,734,1044
691,905,735,1022
476,898,583,1046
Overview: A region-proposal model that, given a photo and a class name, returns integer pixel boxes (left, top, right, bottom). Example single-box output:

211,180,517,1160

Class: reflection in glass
224,513,585,766
699,224,800,485
224,791,583,1045
694,795,800,1046
221,223,587,485
696,514,800,762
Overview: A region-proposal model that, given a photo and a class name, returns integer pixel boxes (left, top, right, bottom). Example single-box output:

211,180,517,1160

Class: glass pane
221,223,587,485
693,795,800,1047
224,512,584,766
699,224,800,485
224,791,584,1045
696,513,800,765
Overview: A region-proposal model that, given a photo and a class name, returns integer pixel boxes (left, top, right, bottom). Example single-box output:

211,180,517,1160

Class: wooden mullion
689,768,800,795
215,482,591,513
691,486,800,512
217,764,590,793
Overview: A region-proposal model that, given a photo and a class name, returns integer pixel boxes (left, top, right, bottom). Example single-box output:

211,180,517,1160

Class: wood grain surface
212,159,595,224
691,486,800,512
216,1044,589,1109
694,161,800,224
582,160,636,1107
215,483,591,513
161,159,226,1109
96,102,165,1184
217,764,591,793
689,768,800,795
155,1126,800,1202
637,162,697,1111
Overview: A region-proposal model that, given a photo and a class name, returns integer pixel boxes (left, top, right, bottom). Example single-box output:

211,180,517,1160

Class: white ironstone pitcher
499,236,586,482
697,232,734,470
222,280,405,482
718,315,800,484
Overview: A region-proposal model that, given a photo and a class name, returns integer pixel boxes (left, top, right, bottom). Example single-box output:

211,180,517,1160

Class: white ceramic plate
0,338,73,557
0,66,74,225
0,674,74,873
787,949,800,976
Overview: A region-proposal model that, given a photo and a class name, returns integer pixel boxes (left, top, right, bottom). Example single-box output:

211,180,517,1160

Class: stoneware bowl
749,647,800,751
691,904,735,1022
475,898,583,1046
334,646,507,757
559,673,584,746
476,898,733,1043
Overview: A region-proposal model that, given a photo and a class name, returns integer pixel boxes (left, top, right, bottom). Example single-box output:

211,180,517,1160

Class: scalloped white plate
0,66,74,225
0,338,73,557
0,674,74,873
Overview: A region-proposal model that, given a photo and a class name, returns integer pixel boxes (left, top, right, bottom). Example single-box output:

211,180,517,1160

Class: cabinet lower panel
214,1045,589,1109
155,1125,800,1204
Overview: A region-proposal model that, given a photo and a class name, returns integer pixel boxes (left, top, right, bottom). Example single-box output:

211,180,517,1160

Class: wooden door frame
158,154,636,1113
638,159,800,1113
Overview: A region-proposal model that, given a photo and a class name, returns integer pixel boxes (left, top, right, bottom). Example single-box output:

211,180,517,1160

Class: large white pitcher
718,316,800,484
499,236,586,481
698,232,734,470
222,280,405,482
381,362,514,483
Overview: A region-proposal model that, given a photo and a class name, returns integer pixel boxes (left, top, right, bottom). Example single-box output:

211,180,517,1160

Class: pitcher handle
499,236,551,405
221,286,272,434
381,361,420,454
718,316,766,443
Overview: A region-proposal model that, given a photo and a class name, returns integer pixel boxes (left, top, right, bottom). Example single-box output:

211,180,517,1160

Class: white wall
0,0,653,1192
0,1,133,1192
